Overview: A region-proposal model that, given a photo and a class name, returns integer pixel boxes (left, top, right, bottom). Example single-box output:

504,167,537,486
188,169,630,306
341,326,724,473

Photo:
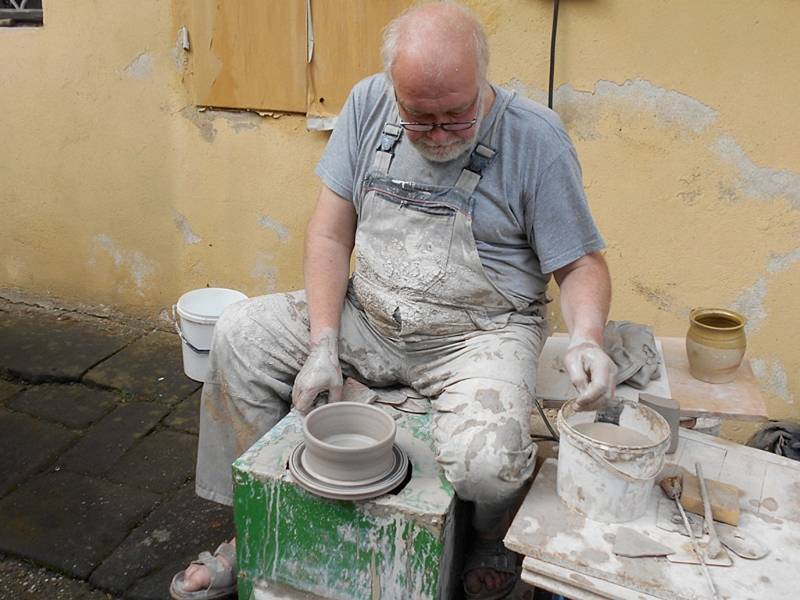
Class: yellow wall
1,1,797,431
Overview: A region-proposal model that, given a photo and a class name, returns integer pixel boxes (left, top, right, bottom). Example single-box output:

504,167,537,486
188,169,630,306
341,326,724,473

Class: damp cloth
747,422,800,461
603,320,662,389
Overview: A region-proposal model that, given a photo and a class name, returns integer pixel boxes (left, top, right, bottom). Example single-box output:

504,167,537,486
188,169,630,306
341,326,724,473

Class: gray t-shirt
315,74,604,307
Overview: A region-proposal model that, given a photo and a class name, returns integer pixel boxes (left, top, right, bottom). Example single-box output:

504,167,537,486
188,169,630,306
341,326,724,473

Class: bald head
381,1,489,87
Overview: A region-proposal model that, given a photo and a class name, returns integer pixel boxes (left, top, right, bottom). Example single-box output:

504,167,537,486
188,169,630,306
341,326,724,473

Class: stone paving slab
163,389,200,435
58,402,169,476
123,557,195,600
0,379,24,403
106,429,197,494
90,483,234,596
85,331,201,405
0,554,118,600
0,409,78,496
0,309,139,383
7,383,119,430
0,470,159,579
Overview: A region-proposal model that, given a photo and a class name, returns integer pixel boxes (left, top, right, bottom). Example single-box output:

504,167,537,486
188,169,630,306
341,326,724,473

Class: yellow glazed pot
685,308,747,383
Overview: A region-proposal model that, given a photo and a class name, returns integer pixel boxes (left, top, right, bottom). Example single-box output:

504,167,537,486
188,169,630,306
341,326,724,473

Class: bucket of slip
556,398,670,523
173,287,247,382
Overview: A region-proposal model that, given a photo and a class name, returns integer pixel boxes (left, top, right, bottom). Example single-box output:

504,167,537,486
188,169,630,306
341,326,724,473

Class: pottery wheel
288,442,409,501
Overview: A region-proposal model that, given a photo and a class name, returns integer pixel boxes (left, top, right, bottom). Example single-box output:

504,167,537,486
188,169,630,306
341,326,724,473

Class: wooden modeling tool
695,462,723,559
660,475,720,600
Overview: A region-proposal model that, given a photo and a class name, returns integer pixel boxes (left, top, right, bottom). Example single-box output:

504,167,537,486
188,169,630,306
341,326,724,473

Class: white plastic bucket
556,398,670,523
174,287,247,382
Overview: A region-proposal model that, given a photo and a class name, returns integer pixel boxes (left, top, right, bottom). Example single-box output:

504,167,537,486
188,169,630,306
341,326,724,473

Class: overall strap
454,88,516,194
373,106,403,174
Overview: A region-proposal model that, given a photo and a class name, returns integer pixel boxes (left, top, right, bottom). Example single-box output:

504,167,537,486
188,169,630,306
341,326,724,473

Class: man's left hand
563,338,617,411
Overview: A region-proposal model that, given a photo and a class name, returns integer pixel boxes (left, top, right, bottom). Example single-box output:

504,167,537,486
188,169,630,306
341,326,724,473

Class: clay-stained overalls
196,92,546,532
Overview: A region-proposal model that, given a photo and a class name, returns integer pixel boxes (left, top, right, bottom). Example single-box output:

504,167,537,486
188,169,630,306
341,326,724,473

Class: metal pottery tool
660,475,720,600
695,462,723,559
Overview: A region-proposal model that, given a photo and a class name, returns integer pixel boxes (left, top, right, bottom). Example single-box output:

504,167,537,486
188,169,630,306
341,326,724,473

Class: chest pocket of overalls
356,181,461,293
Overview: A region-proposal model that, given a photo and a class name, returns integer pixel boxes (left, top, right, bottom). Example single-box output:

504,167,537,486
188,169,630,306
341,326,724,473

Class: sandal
462,538,520,600
170,542,237,599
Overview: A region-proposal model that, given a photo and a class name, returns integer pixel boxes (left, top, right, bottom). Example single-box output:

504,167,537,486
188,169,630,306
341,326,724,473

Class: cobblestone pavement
0,300,233,599
0,299,551,600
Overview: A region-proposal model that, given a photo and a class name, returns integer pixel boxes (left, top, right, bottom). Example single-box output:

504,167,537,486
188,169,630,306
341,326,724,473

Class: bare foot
464,510,518,597
180,538,236,592
464,565,513,594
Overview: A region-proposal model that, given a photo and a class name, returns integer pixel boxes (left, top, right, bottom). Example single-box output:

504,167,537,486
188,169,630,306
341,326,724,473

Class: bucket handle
575,436,666,482
172,304,210,355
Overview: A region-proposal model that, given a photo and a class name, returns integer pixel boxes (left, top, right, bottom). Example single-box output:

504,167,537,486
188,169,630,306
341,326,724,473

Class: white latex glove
563,337,618,412
291,329,343,415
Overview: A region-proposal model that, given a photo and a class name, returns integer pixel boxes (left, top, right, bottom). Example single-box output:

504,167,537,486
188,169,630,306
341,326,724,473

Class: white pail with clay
174,288,247,382
556,399,670,523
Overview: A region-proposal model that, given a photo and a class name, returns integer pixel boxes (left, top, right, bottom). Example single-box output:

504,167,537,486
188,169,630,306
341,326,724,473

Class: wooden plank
506,431,800,600
660,336,767,421
536,335,768,421
306,0,411,119
536,334,671,407
521,566,610,600
190,0,307,112
522,558,662,600
758,462,800,521
671,436,728,480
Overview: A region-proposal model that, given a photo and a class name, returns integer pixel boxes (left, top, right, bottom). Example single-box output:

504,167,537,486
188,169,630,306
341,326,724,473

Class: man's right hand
291,329,343,415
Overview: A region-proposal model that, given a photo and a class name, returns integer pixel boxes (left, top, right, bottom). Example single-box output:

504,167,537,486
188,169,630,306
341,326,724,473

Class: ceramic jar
686,308,747,384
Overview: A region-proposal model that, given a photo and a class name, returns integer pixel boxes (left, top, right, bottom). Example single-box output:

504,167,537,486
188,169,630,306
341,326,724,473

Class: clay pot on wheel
686,308,747,384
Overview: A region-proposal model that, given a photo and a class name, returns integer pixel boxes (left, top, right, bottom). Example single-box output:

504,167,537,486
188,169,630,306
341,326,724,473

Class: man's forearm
303,186,357,343
555,252,611,344
304,232,352,342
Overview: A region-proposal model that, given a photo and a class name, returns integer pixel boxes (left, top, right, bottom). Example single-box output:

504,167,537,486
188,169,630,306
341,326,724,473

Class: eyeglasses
397,118,478,133
395,88,482,133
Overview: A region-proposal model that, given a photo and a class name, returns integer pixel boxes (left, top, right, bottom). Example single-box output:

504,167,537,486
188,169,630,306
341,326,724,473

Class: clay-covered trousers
196,290,544,533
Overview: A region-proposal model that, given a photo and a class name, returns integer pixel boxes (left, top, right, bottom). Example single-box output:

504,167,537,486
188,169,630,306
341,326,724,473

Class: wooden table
535,334,768,421
505,428,800,599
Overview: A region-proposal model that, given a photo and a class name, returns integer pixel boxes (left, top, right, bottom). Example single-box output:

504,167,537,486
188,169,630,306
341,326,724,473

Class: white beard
409,92,485,163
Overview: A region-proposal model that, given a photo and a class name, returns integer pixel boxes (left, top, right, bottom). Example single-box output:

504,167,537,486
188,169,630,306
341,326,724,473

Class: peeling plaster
732,278,768,334
124,52,154,79
259,216,290,242
181,107,216,143
767,248,800,273
92,234,155,296
750,358,791,403
181,107,262,142
173,212,201,245
713,136,800,208
250,252,278,293
733,249,799,335
506,78,718,140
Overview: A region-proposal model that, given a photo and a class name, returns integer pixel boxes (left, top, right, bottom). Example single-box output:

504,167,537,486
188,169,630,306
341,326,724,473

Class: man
170,2,616,599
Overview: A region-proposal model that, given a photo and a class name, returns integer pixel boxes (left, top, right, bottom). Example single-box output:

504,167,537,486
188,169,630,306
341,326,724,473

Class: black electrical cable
534,397,559,441
548,0,560,110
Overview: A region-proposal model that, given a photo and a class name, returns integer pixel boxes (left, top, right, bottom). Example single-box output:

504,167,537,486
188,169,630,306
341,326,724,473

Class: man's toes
485,570,501,590
464,569,483,594
182,564,210,591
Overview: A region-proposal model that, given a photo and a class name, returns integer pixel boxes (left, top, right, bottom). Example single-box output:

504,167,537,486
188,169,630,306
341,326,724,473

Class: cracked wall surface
0,0,797,434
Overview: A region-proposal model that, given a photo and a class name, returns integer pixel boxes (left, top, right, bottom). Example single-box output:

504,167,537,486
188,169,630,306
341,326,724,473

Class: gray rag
747,422,800,461
603,320,661,389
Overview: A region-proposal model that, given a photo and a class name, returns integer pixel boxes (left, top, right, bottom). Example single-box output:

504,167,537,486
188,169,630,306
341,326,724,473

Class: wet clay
573,422,653,446
324,433,374,448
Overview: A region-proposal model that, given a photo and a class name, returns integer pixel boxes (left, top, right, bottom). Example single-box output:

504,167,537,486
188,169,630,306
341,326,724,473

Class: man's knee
437,417,535,506
211,300,250,351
